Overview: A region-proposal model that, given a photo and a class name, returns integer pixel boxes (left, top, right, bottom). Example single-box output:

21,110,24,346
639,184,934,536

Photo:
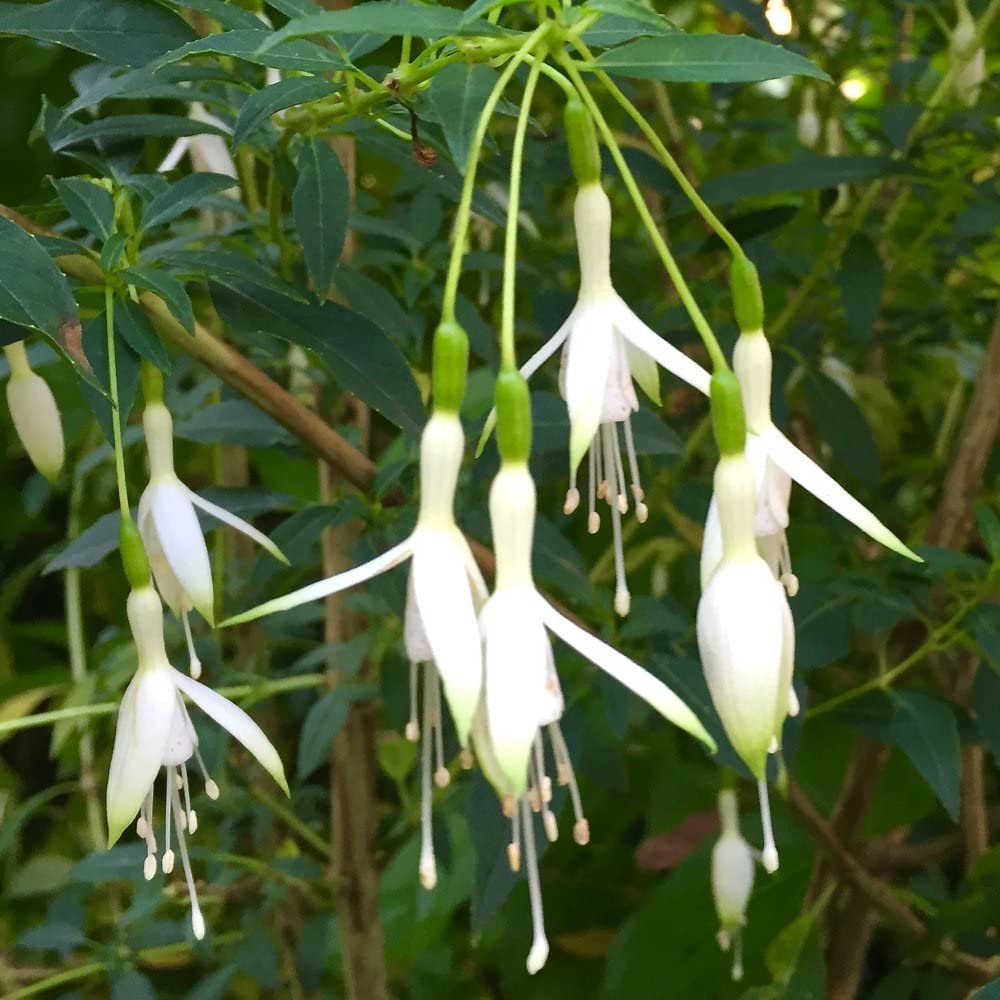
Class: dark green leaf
210,278,424,435
298,684,375,778
0,0,196,66
974,665,1000,769
115,298,171,372
0,318,28,349
121,266,194,334
426,63,499,170
157,249,306,300
580,0,675,46
17,922,89,952
233,77,337,147
155,29,348,74
44,510,121,574
805,372,880,488
100,232,129,273
110,969,156,1000
593,34,831,83
51,113,226,152
51,177,114,240
293,138,350,300
165,0,263,30
0,216,80,349
79,313,140,445
174,400,295,448
838,234,883,343
976,505,1000,562
334,266,421,343
141,172,238,232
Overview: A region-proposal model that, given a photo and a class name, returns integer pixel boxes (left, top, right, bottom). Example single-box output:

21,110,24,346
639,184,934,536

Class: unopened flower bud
4,342,64,482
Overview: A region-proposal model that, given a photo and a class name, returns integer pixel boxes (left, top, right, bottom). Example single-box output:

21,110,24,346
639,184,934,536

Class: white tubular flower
138,401,287,670
478,459,716,975
697,452,793,873
158,103,239,187
3,341,64,483
503,182,711,616
221,411,487,893
106,585,288,940
712,789,755,982
950,4,985,107
701,330,919,592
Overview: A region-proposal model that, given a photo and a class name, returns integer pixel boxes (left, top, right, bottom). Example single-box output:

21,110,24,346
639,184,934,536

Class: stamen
170,780,205,940
609,423,628,514
406,661,420,742
758,777,779,873
595,432,608,501
788,685,800,718
623,418,648,522
521,799,549,975
508,807,522,872
431,667,450,789
563,487,580,515
418,664,437,890
459,747,474,770
611,503,630,618
501,794,516,819
533,736,557,842
587,445,600,533
192,748,219,800
548,723,589,845
732,928,744,982
141,791,157,879
182,611,202,680
778,534,798,596
162,767,175,874
181,762,199,834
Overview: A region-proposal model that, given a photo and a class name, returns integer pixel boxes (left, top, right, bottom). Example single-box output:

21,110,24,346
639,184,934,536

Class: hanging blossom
222,321,487,892
106,583,288,939
477,372,716,973
697,372,794,874
3,340,64,483
712,788,756,982
138,398,287,675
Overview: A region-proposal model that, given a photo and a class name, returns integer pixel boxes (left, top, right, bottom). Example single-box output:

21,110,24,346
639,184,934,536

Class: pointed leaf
297,684,375,778
115,299,171,372
426,63,499,170
121,266,194,334
51,113,226,153
154,29,348,74
140,172,238,233
233,77,337,147
51,177,114,240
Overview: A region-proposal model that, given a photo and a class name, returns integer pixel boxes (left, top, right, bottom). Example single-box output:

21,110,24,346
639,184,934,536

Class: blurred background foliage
0,0,998,998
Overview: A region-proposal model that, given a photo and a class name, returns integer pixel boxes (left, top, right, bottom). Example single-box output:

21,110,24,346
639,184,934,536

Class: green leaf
110,968,156,1000
0,0,196,66
164,0,263,31
592,33,832,83
155,29,348,74
174,400,295,448
233,77,338,147
580,0,675,46
426,63,499,170
804,372,880,488
115,299,171,372
264,0,503,47
293,138,350,300
297,684,375,778
886,690,961,821
51,177,114,240
0,216,80,351
210,278,424,435
974,665,1000,770
976,505,1000,562
100,232,129,273
157,248,306,300
44,510,122,574
334,266,421,343
121,266,194,334
140,172,238,232
51,113,226,153
838,234,883,344
79,313,140,446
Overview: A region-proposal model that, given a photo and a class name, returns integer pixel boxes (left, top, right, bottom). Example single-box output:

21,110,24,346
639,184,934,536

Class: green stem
569,38,742,257
559,56,728,372
440,22,550,321
104,286,130,519
500,59,543,370
6,963,106,1000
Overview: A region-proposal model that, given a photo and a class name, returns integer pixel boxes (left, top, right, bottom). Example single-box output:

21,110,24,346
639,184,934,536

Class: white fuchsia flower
106,585,288,939
477,455,716,973
3,340,64,483
712,788,756,982
697,441,793,874
158,102,239,184
138,401,287,674
221,409,487,892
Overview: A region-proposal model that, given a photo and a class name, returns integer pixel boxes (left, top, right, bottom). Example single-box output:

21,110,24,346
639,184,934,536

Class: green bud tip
119,517,151,589
564,95,602,187
432,320,469,414
730,254,764,334
140,361,164,404
710,369,746,457
494,368,532,465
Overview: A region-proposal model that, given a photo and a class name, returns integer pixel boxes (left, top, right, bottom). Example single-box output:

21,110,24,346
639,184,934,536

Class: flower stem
500,58,543,370
104,286,131,520
440,22,550,322
558,57,729,372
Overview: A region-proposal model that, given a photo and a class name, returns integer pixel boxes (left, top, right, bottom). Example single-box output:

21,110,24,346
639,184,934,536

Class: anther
543,810,559,842
144,854,158,880
563,487,580,516
588,511,600,533
459,747,474,769
187,811,199,835
507,842,521,872
434,768,451,789
204,780,219,800
419,858,437,890
162,850,175,874
758,778,779,873
573,818,591,846
182,611,202,680
501,794,515,819
137,816,148,838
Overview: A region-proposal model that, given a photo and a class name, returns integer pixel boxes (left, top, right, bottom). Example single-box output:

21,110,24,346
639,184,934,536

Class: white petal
187,487,288,564
458,537,491,609
411,531,483,746
563,304,616,475
106,667,177,845
403,566,434,664
745,434,790,537
700,495,723,591
760,426,920,561
623,333,661,406
158,136,191,173
138,488,191,617
613,302,711,396
712,834,755,928
149,478,215,624
537,595,716,751
482,588,550,795
173,669,288,795
220,538,412,626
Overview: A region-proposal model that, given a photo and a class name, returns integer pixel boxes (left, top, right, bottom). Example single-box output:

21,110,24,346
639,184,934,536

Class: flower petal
537,595,716,751
475,313,574,458
613,303,711,396
563,304,615,476
219,538,413,627
173,669,289,795
760,426,921,561
186,487,289,565
411,531,483,746
158,135,191,173
138,487,190,617
106,667,176,846
149,478,215,624
700,495,723,591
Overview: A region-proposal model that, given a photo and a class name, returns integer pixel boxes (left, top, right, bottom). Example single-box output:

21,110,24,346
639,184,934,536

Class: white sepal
6,368,64,482
187,488,288,565
490,464,536,590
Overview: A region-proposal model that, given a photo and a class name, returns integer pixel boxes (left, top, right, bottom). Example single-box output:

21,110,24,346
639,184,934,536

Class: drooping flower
138,400,287,673
712,788,755,982
106,584,288,939
3,340,64,482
